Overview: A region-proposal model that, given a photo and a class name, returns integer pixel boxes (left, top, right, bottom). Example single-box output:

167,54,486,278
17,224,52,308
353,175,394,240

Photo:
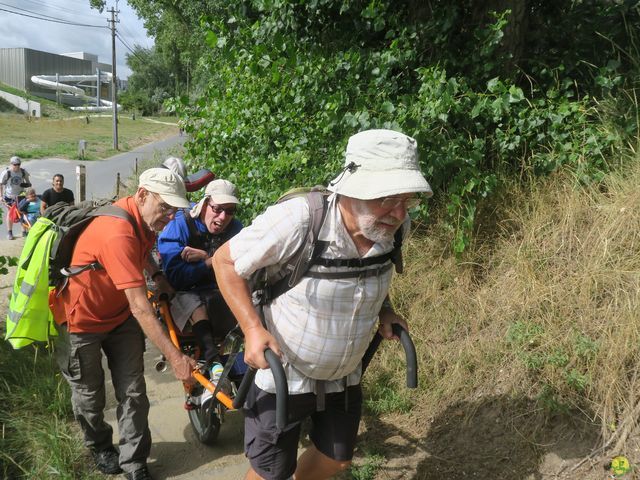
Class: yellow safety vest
5,217,58,349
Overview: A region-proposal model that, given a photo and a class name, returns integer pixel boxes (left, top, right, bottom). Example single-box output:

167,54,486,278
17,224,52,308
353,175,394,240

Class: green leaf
381,101,395,114
205,31,218,49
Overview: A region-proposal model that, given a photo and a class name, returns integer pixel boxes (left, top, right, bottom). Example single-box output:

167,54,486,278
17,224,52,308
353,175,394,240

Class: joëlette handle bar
362,323,418,389
233,348,288,429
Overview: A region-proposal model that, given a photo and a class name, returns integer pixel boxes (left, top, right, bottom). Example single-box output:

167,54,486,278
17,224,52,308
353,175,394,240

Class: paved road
2,134,186,237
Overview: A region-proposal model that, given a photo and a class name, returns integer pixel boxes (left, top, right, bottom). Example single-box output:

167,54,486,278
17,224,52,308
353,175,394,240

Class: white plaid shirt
230,193,409,394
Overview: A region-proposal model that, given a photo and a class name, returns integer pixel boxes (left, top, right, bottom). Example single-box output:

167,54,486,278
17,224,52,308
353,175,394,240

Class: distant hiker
1,155,31,239
40,173,75,214
53,168,196,480
212,129,433,480
17,187,41,226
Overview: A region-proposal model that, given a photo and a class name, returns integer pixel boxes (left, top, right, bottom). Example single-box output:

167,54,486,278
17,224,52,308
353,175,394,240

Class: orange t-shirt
55,196,155,333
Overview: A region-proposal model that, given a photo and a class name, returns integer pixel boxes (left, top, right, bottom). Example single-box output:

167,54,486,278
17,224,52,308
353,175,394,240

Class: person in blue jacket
18,187,42,226
157,179,242,367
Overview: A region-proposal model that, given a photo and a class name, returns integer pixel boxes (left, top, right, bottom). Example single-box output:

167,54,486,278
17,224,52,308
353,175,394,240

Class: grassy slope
0,115,178,161
355,161,640,478
0,83,179,160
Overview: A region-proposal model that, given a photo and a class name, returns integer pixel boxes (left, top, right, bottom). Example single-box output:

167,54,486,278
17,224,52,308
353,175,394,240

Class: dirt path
105,343,250,480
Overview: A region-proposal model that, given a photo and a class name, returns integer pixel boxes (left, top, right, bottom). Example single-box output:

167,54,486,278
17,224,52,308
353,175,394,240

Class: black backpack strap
61,205,139,279
313,252,395,268
257,191,329,305
183,208,206,250
304,262,394,280
392,227,404,274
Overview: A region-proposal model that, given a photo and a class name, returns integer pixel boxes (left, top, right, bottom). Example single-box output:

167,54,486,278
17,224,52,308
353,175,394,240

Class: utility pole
108,5,119,150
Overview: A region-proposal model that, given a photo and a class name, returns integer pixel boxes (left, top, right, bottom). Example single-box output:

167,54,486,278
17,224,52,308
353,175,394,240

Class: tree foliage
117,0,640,250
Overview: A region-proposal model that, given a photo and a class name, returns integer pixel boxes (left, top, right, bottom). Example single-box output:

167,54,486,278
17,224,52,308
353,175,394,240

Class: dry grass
369,159,640,455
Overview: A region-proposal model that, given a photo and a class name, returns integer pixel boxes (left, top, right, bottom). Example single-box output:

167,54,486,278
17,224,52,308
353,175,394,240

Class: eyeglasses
378,196,422,210
208,202,237,216
151,192,178,216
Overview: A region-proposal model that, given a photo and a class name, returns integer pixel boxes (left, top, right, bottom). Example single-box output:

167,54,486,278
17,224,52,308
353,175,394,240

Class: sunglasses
208,202,237,216
378,196,422,210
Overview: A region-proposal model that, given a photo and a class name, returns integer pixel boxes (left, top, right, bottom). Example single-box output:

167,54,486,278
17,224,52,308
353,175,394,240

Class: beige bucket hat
327,129,433,200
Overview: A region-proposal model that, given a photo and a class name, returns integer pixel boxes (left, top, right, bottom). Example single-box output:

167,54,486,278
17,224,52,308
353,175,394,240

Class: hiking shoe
6,231,14,240
124,465,154,480
91,446,122,474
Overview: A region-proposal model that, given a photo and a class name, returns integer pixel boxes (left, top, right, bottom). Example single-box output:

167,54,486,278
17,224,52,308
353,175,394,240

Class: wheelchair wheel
188,398,221,445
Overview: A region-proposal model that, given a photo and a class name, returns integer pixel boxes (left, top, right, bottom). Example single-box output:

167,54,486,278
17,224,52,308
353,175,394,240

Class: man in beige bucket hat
53,168,194,480
212,129,432,480
158,179,243,406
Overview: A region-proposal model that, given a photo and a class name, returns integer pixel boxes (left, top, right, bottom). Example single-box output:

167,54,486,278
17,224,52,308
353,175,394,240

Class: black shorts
244,383,362,480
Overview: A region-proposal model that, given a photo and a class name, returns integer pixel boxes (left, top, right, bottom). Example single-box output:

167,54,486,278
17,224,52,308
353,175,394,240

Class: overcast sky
0,0,153,78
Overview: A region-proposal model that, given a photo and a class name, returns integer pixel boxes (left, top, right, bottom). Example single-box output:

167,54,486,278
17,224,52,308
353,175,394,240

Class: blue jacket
157,207,242,291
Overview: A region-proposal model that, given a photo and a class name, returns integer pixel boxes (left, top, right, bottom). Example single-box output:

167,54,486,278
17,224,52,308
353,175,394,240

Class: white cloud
0,0,153,78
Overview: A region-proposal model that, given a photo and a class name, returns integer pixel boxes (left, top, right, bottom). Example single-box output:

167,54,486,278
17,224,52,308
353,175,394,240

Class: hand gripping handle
232,348,289,429
362,323,418,389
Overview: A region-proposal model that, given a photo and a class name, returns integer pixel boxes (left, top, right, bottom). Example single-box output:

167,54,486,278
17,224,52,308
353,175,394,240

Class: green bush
172,1,636,251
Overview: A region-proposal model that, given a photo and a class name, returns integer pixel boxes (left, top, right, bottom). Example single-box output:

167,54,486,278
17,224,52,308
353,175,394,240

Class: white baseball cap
138,168,190,208
190,179,239,217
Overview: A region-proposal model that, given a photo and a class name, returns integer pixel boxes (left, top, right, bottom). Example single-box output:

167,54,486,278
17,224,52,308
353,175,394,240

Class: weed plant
0,335,101,478
363,157,640,458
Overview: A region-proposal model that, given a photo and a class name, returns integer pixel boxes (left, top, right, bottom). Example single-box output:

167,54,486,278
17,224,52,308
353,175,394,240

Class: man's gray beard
353,202,399,244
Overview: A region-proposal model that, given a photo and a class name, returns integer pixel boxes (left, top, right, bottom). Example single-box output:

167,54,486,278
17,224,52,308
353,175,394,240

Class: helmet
161,156,187,180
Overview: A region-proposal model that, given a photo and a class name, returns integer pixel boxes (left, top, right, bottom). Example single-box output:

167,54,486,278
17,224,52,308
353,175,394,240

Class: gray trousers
55,316,150,473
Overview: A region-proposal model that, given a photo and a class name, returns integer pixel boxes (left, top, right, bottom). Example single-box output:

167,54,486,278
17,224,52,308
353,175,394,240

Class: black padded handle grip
362,323,418,389
232,348,289,429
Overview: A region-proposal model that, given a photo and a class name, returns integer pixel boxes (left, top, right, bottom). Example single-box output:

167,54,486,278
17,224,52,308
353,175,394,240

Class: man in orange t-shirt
54,168,194,480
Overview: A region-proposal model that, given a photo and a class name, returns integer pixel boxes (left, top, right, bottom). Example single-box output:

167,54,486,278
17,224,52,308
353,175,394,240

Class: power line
0,3,107,28
18,0,104,20
115,33,148,65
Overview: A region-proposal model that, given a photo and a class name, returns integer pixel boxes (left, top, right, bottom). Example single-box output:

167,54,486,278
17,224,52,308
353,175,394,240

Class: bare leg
244,468,264,480
294,445,351,480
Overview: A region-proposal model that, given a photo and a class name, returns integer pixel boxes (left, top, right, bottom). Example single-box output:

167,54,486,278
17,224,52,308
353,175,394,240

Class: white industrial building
0,47,125,112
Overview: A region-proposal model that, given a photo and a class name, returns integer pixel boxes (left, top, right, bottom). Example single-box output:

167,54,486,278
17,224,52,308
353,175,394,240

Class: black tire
188,399,221,445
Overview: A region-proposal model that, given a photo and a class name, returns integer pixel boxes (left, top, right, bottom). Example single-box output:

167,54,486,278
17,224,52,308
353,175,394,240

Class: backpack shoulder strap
183,208,206,250
91,204,138,236
286,190,330,287
258,190,329,304
60,205,139,278
392,226,404,274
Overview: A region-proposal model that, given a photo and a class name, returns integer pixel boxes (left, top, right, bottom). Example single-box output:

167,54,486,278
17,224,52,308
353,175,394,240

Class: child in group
18,187,42,228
